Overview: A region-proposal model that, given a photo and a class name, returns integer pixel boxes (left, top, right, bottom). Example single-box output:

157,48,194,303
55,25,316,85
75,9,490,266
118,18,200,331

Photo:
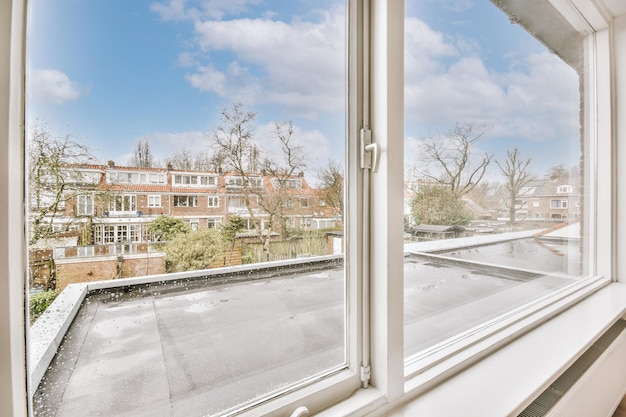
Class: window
558,185,574,193
200,176,217,186
207,218,222,229
173,174,214,187
271,178,302,189
173,195,197,207
109,195,137,212
550,199,568,209
207,196,219,207
148,173,166,184
225,176,244,188
95,224,142,244
147,195,161,207
11,1,622,417
403,0,589,368
76,194,93,216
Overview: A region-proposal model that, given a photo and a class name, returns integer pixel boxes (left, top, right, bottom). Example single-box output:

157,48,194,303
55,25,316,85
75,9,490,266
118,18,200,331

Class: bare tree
419,122,493,197
28,122,102,245
212,103,306,253
167,149,193,170
167,149,215,171
496,148,533,225
545,164,568,180
316,160,344,222
129,139,156,168
258,121,305,237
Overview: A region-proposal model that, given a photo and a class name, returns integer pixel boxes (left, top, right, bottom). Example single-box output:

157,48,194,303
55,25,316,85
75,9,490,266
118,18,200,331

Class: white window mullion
368,0,405,400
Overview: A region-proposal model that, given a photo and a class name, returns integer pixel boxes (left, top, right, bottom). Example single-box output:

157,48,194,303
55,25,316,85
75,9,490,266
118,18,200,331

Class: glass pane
404,0,586,359
26,1,347,416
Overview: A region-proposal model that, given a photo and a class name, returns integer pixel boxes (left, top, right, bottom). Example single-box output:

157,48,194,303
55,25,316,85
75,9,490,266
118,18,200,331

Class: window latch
360,128,380,173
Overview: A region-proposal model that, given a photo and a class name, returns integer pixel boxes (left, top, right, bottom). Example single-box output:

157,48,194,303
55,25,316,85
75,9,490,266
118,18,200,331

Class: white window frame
173,195,198,207
4,1,626,416
147,195,161,208
557,184,574,193
207,218,222,229
109,194,137,213
207,196,219,207
76,194,94,216
200,175,217,187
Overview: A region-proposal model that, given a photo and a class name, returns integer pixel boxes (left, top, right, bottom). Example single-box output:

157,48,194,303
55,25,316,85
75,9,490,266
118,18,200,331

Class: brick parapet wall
55,254,166,292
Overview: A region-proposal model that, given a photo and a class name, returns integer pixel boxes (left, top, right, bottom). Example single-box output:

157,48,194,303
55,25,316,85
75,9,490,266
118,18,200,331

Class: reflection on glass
404,0,585,359
26,1,346,415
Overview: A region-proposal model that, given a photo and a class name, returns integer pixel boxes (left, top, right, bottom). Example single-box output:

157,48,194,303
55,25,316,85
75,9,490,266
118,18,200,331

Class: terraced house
30,161,339,246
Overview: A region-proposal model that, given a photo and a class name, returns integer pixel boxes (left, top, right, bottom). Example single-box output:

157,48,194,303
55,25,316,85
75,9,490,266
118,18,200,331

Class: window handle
290,406,309,417
360,128,380,173
365,143,380,173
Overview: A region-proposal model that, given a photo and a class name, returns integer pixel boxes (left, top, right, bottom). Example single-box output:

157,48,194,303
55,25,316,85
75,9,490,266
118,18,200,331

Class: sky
26,0,581,183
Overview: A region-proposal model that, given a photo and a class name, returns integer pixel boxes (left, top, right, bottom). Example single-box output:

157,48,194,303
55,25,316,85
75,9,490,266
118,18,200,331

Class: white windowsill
317,282,626,417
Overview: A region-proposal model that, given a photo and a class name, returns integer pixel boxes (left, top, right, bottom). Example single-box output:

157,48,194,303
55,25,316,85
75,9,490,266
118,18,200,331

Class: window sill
318,281,626,417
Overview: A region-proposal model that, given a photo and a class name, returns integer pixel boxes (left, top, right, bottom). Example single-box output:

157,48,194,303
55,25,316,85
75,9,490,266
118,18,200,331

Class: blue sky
27,0,580,182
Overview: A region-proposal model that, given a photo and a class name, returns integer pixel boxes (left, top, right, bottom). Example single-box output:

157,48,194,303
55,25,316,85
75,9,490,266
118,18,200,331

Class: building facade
30,162,341,246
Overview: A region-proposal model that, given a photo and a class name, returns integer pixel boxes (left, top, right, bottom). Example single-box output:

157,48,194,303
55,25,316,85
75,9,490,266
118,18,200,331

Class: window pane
404,0,586,359
26,0,347,415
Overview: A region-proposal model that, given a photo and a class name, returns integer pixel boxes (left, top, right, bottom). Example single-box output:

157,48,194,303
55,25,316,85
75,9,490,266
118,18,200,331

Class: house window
557,185,574,193
109,171,140,184
96,224,141,244
550,199,568,209
200,176,217,186
173,195,197,207
225,176,244,188
150,173,166,184
76,194,93,216
207,196,219,207
147,195,161,207
139,173,166,184
109,195,137,212
207,218,222,229
271,178,302,189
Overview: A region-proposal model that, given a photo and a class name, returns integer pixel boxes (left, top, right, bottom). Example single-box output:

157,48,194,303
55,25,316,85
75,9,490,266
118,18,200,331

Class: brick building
30,162,341,246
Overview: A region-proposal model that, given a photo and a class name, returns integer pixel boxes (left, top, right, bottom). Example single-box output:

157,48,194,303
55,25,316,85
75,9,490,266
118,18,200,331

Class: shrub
162,228,222,272
29,290,57,324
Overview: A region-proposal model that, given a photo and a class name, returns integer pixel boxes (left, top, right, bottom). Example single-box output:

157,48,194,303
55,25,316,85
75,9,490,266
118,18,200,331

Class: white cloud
150,0,262,22
440,0,474,12
185,65,228,95
254,122,336,174
29,68,85,105
132,131,208,163
183,6,345,118
404,18,579,144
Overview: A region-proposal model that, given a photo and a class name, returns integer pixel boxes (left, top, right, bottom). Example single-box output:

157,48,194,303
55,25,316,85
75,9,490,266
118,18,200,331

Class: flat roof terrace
31,230,582,417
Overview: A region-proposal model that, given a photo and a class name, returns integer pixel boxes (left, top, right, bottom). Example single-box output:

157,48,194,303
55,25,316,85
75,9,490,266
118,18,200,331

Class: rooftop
31,228,583,417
